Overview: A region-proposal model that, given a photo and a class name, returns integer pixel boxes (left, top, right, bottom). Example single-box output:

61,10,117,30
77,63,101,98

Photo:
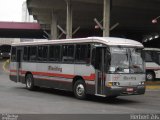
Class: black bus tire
73,80,86,99
25,74,35,90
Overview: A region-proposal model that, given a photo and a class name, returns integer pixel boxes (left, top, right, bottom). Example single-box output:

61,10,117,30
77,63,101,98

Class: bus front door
95,47,106,96
16,49,22,82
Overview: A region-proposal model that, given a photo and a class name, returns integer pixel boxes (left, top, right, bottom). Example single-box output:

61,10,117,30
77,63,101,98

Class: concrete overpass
27,0,160,46
0,21,44,38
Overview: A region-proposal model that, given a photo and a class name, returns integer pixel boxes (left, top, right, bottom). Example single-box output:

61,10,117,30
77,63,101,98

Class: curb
146,81,160,85
146,85,160,90
146,81,160,90
145,81,160,90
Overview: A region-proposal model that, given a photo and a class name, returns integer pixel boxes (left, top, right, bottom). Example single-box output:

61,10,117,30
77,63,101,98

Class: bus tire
73,80,86,100
25,74,35,90
146,71,155,81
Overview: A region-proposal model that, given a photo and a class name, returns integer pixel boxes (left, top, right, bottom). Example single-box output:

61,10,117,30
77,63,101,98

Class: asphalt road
0,60,160,114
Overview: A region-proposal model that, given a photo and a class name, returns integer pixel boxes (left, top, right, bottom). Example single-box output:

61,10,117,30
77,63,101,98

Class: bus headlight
139,81,145,85
107,82,120,87
107,82,113,87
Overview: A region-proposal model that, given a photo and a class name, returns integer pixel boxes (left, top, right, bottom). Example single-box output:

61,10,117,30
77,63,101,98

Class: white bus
144,48,160,81
9,37,145,99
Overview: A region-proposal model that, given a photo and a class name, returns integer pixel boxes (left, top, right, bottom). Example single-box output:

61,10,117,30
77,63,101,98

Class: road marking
2,59,10,73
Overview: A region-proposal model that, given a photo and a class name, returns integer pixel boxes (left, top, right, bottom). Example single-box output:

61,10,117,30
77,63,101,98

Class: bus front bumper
105,85,146,97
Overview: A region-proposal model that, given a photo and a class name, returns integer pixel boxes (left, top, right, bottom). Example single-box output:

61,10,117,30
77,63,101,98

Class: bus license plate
127,88,133,92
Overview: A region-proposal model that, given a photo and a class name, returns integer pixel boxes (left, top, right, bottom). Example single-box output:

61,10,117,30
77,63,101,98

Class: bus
9,37,145,99
144,48,160,81
0,44,11,59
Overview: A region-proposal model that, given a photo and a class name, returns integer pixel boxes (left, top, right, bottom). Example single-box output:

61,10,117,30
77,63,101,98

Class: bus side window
158,52,160,65
29,46,37,61
62,45,74,62
75,44,90,63
91,48,96,66
153,52,160,65
43,46,48,61
23,47,29,61
38,46,48,62
11,47,16,62
145,51,152,62
38,46,43,61
49,45,61,62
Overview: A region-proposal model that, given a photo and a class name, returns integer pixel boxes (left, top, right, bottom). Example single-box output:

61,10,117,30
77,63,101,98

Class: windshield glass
109,47,145,73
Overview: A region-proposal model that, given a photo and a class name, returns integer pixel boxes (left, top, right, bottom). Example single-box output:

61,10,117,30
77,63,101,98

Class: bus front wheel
73,80,86,99
25,74,35,90
146,71,155,81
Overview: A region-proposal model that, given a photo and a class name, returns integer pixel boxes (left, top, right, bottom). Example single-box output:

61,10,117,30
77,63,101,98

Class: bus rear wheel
25,74,35,90
73,80,86,99
146,71,155,81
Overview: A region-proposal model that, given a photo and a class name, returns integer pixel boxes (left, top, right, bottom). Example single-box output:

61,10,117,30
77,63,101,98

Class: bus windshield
109,47,145,74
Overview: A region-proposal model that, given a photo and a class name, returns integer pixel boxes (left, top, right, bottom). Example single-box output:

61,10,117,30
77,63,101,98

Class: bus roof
12,37,143,47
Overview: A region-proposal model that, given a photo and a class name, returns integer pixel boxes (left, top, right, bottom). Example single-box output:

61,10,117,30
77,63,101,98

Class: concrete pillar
66,0,72,39
50,10,58,40
103,0,110,37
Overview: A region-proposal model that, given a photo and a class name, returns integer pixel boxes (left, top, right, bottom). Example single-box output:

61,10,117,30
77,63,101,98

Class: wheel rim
26,76,32,88
147,74,153,80
76,84,85,96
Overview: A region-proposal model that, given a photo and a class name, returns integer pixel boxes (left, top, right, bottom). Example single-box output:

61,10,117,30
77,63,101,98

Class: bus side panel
74,64,96,95
22,63,74,91
21,62,37,84
9,75,17,82
9,62,17,82
34,78,73,91
156,70,160,78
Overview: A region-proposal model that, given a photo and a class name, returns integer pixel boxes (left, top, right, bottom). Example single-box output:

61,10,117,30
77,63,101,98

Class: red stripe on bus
10,70,17,72
10,69,95,81
146,67,160,70
32,71,74,79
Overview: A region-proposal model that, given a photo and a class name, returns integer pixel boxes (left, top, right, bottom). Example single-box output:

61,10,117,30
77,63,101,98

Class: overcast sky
0,0,26,22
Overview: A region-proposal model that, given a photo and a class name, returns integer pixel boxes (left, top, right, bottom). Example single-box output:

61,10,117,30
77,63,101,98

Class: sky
0,0,26,22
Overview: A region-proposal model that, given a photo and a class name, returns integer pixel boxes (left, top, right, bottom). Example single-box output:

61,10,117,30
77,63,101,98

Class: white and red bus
144,48,160,81
9,37,145,99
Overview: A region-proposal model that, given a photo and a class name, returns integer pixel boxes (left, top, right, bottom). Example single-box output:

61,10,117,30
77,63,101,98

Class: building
22,1,36,22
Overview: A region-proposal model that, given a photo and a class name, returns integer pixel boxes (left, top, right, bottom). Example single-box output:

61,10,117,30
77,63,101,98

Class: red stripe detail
83,74,96,81
10,70,17,72
32,71,74,79
146,67,160,70
10,69,95,81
